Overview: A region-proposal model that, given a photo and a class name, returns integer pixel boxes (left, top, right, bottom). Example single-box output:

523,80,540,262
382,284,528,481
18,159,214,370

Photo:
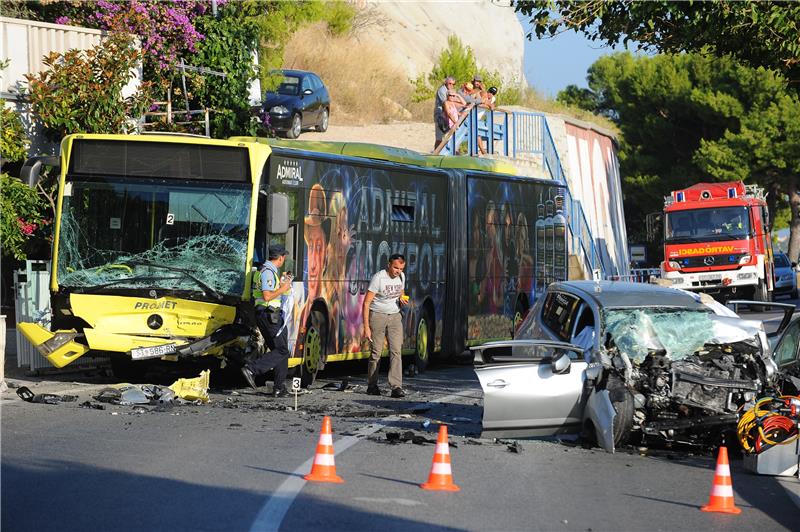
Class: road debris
16,386,77,405
507,441,524,454
383,431,436,445
79,401,105,410
169,370,210,402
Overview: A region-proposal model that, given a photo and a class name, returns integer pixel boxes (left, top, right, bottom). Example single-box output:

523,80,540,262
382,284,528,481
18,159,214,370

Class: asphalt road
2,353,799,532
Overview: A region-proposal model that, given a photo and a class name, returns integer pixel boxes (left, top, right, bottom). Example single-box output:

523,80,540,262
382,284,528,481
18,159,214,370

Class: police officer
241,244,293,397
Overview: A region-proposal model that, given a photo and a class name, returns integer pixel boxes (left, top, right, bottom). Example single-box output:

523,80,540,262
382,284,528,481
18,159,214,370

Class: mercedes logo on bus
703,256,716,266
147,314,163,330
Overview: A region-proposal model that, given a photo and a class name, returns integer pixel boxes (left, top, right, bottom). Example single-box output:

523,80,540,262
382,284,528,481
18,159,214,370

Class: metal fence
606,268,662,283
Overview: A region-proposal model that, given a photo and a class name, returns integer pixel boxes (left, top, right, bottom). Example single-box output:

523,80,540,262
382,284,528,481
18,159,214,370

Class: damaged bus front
17,134,288,376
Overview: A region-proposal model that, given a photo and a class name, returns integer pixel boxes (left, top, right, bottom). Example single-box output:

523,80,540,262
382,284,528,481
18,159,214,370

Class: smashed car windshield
57,177,251,297
603,308,717,363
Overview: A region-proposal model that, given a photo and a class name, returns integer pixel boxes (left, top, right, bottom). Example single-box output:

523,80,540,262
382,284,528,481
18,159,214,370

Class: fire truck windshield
665,206,750,243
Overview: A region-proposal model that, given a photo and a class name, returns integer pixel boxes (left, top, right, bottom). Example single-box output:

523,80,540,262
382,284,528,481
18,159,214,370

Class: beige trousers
367,311,403,389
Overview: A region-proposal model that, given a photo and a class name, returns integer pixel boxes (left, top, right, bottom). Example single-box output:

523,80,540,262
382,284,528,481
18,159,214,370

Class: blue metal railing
438,106,606,279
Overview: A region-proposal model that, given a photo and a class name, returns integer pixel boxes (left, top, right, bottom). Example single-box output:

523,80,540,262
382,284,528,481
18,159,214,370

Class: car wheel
301,310,327,387
286,114,302,139
414,310,432,373
317,108,329,132
607,377,634,447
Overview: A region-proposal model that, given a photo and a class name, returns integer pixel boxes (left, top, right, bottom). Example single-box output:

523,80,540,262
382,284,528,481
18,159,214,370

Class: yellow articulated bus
19,133,570,384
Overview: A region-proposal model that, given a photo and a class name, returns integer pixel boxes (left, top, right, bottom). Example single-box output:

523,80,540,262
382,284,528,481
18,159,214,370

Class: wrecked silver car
473,281,781,452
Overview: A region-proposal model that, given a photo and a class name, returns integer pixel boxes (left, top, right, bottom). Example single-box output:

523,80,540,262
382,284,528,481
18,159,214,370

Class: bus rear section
17,134,273,376
464,173,570,346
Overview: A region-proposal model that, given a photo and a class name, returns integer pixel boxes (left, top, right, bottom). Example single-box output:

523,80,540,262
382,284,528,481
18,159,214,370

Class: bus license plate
131,343,176,360
698,274,721,282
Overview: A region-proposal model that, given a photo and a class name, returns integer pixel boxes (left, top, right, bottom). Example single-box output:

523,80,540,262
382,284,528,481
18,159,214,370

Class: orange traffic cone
421,425,460,492
701,446,741,514
304,416,344,483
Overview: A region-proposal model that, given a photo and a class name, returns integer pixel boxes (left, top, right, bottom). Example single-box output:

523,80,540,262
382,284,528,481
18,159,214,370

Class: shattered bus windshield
57,177,251,297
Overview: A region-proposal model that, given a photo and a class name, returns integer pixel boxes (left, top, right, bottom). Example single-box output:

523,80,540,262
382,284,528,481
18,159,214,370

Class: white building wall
0,17,140,155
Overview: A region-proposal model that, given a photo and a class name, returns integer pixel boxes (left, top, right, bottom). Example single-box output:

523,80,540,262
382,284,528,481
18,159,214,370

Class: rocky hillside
353,0,526,84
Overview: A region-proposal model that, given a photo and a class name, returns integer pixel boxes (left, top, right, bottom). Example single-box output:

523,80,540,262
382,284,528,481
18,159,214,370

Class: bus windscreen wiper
123,261,224,301
81,275,177,292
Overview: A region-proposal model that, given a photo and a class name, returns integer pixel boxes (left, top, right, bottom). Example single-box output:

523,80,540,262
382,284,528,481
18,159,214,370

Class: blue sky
519,18,618,97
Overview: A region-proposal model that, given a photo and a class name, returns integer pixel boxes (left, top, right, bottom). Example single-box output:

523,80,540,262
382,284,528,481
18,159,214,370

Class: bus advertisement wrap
267,154,448,362
467,176,567,343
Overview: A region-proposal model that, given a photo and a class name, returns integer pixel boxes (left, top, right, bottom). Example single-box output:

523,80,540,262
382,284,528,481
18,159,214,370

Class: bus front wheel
301,310,327,387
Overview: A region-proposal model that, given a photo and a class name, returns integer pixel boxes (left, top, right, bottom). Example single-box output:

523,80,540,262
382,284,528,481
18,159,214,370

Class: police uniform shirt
261,261,281,306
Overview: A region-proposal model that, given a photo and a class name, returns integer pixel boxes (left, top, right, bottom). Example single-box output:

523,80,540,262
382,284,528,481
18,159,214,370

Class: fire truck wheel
753,279,772,310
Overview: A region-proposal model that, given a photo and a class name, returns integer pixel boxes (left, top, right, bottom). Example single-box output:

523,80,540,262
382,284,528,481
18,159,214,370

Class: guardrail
607,268,662,283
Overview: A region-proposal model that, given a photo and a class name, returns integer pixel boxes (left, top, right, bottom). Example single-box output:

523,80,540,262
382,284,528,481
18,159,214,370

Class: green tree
516,1,800,82
24,34,153,140
0,98,42,260
1,99,30,165
191,5,260,137
572,52,796,241
1,174,45,260
694,93,800,231
517,0,800,260
556,85,599,112
246,0,355,85
412,35,503,103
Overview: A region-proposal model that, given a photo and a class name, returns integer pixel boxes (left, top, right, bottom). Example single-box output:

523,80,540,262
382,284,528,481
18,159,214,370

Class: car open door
473,340,587,438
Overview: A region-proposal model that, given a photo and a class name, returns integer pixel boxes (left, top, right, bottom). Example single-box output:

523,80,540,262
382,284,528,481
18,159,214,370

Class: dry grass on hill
283,23,425,125
283,23,616,135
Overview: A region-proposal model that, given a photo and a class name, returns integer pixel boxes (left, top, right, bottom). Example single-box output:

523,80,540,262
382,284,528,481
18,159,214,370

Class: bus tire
301,310,327,387
413,309,432,373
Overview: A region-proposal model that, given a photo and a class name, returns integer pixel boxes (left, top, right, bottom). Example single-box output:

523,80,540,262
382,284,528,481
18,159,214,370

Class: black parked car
263,69,330,139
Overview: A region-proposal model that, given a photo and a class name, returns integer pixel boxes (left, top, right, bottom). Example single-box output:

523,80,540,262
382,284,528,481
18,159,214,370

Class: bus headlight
668,261,681,269
738,255,751,265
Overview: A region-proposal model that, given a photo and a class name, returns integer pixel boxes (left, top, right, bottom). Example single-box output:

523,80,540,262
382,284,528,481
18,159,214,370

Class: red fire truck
660,181,774,301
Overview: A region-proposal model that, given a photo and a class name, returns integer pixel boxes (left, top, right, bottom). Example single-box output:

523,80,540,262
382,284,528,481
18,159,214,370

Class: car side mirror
552,352,571,374
793,262,798,270
303,88,313,96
